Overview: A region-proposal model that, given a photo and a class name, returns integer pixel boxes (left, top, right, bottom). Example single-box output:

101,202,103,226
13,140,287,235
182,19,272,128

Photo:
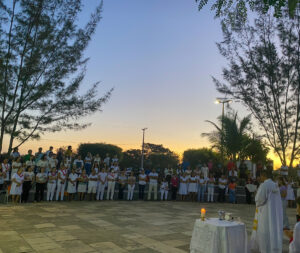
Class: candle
201,208,206,221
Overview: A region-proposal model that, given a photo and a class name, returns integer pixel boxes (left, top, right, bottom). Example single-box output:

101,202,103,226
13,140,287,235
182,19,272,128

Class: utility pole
141,128,148,170
215,98,232,165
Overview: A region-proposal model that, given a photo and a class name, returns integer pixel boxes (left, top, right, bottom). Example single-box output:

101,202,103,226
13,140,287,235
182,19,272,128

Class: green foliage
202,112,253,161
183,148,221,168
196,0,298,29
119,149,141,169
119,143,179,170
77,143,122,161
143,143,179,169
214,9,300,166
0,0,112,153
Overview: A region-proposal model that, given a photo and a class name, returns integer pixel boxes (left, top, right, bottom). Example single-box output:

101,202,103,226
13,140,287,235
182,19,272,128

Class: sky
5,0,281,166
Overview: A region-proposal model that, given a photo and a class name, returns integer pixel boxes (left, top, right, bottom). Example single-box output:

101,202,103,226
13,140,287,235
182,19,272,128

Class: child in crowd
160,177,169,200
228,179,237,204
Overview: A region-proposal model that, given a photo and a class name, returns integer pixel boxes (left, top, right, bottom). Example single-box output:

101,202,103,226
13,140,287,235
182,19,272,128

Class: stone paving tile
0,201,296,252
89,242,128,252
34,223,56,229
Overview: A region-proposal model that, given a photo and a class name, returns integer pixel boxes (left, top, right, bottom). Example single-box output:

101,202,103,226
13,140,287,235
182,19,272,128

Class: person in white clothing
251,170,283,253
127,171,136,200
287,178,295,208
207,174,215,202
2,159,11,186
179,172,188,201
10,167,24,203
97,168,107,201
188,172,197,202
88,169,98,200
47,167,57,201
67,168,78,201
77,169,88,201
11,157,22,177
284,197,300,253
201,164,209,178
160,178,168,200
106,169,117,200
138,170,147,200
148,169,158,200
56,165,68,201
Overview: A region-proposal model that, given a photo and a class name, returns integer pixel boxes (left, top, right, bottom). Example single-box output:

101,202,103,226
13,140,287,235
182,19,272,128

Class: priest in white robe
253,170,283,253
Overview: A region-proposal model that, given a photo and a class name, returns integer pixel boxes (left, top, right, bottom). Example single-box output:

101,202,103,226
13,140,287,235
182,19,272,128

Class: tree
77,143,122,161
243,136,269,164
213,9,300,166
0,0,112,154
119,149,141,169
196,0,298,27
142,143,179,169
202,112,252,161
183,148,221,168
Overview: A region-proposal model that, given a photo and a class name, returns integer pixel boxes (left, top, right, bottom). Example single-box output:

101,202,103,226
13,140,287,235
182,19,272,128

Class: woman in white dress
10,167,24,203
78,169,88,201
67,167,78,201
188,172,198,202
179,172,188,201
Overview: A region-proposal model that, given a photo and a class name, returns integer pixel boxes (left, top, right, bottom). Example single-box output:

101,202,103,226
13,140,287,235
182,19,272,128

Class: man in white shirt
251,170,283,253
201,164,209,178
148,169,158,200
97,168,107,201
218,175,227,203
103,154,110,167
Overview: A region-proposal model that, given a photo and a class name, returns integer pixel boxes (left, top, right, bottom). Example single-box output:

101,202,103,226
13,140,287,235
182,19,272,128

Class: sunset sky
3,0,282,167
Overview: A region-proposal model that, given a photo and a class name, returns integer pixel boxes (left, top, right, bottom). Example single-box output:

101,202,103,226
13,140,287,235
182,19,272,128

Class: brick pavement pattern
0,201,295,252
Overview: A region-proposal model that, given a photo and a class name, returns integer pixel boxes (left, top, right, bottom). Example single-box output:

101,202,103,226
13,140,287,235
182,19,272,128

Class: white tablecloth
190,218,248,253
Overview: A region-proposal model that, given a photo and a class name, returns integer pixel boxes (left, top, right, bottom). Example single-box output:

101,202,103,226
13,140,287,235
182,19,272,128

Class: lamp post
141,128,148,170
215,98,232,165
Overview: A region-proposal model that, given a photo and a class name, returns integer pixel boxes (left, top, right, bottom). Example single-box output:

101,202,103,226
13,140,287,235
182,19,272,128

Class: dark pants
35,183,45,202
118,184,125,200
139,184,145,200
22,181,32,202
245,188,251,204
171,186,178,200
218,188,226,202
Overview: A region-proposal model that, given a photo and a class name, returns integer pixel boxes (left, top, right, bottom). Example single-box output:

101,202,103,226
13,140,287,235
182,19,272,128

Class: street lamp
215,97,232,165
141,128,148,170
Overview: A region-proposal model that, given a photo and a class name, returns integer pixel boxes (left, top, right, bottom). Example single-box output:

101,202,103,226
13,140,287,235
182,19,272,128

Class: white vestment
254,179,283,253
289,222,300,253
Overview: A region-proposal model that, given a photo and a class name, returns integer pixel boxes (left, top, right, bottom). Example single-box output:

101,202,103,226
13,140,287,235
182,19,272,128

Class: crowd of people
0,146,299,208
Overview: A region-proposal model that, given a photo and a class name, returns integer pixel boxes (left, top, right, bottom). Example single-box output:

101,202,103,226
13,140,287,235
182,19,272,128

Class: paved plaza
0,201,296,253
